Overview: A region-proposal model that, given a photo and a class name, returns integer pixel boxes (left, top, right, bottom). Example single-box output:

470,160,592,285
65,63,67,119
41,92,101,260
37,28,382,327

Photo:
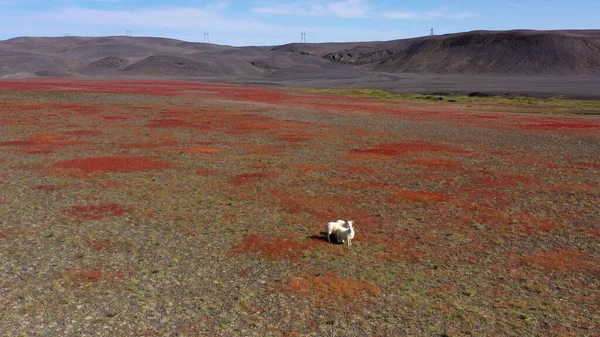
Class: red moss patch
473,115,501,119
63,203,129,220
34,184,63,192
58,268,125,285
195,169,211,176
0,134,80,154
523,121,600,130
183,147,221,154
285,273,379,303
222,211,237,223
584,227,600,238
78,270,103,282
232,233,316,261
146,118,194,128
30,134,78,144
345,166,375,175
356,181,389,190
411,158,459,168
242,144,282,156
86,238,115,251
0,228,21,239
522,248,599,274
277,136,310,143
295,164,328,172
20,148,52,154
54,156,172,173
546,182,597,194
121,138,178,148
0,140,36,147
63,130,102,136
46,167,91,178
576,162,600,169
392,190,450,203
240,122,287,131
351,142,469,156
101,115,130,120
512,215,563,233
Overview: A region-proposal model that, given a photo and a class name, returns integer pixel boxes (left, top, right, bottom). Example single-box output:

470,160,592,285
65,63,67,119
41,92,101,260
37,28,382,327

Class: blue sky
1,0,598,46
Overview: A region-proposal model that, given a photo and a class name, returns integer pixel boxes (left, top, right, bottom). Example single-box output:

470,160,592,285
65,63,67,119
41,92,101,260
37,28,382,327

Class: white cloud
382,11,418,19
206,0,230,11
384,8,477,20
0,2,408,46
424,9,476,19
252,3,327,16
33,6,276,32
46,0,122,3
252,0,369,18
328,0,369,18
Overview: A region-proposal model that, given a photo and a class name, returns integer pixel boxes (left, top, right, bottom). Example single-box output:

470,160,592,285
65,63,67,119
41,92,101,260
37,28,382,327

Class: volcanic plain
0,79,599,336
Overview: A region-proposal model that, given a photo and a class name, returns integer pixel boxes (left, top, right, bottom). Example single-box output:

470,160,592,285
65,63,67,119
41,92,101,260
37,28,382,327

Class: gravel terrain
0,79,599,336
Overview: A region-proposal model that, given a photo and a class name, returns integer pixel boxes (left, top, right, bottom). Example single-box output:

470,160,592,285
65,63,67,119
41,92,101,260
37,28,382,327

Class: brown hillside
123,55,222,77
325,30,600,75
1,30,600,98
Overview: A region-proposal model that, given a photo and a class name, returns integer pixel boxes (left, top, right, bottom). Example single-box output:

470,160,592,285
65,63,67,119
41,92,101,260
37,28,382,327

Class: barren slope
373,30,600,75
1,30,600,97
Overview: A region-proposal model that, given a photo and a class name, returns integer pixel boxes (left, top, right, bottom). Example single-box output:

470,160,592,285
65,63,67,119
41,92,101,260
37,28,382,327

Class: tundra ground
0,79,598,336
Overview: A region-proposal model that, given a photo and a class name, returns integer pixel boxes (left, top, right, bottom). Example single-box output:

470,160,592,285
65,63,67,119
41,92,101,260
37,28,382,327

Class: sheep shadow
308,232,343,244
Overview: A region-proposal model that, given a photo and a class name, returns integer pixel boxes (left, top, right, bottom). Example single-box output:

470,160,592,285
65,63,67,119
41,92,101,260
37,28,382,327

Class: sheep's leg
327,234,331,242
348,238,352,246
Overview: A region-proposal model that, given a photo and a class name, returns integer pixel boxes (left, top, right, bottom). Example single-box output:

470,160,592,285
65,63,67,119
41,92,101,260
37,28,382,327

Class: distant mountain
0,35,353,80
324,30,600,75
1,30,600,98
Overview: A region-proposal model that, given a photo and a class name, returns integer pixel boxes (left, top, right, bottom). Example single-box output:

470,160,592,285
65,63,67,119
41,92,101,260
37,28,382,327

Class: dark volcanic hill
1,30,600,98
326,30,600,75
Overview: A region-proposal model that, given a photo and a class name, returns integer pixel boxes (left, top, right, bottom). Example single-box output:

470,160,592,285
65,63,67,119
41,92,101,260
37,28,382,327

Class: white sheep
326,220,345,243
326,220,355,246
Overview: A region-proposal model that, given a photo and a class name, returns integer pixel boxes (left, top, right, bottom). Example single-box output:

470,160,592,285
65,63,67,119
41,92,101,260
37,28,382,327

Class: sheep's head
347,220,354,228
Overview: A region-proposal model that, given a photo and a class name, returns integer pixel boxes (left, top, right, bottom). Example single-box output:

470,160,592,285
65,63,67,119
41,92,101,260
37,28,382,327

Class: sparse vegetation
301,88,600,114
0,79,598,336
